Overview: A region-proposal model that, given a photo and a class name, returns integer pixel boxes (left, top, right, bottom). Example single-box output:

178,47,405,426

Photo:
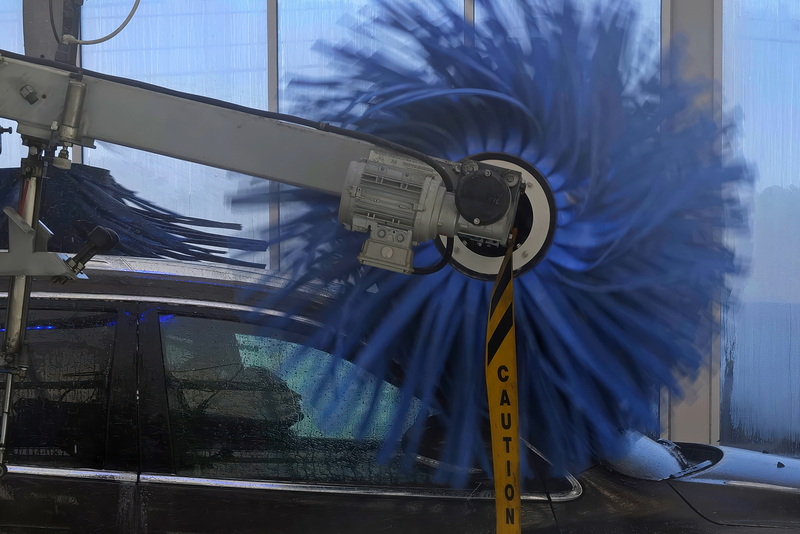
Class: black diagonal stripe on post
490,261,512,315
486,303,513,366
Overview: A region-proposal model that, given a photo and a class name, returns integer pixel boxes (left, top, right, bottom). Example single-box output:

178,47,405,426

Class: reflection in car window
3,310,116,469
160,315,433,486
160,314,580,496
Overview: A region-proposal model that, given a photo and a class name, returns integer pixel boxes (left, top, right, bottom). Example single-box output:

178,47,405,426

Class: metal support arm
0,49,374,196
0,49,525,274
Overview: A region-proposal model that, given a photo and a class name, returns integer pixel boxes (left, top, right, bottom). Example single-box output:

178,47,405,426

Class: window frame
0,293,138,478
0,294,134,531
140,300,582,502
658,0,723,446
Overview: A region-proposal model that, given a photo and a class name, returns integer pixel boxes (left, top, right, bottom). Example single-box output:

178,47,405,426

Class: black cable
412,236,454,276
48,0,61,44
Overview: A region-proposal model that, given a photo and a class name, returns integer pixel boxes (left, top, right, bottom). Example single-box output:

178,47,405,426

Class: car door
135,304,562,534
0,303,139,532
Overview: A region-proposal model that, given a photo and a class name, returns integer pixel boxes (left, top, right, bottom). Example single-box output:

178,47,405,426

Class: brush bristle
0,164,268,267
236,0,752,486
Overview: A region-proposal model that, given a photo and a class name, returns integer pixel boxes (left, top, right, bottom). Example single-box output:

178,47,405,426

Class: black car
0,257,797,533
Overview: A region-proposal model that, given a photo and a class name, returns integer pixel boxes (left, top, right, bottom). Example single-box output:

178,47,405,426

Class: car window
3,310,117,469
160,314,433,486
159,314,580,497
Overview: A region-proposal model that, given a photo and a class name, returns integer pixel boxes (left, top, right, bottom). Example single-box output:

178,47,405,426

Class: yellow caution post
486,230,521,534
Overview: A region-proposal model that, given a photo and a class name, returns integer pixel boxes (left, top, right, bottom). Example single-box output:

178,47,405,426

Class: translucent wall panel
477,0,661,27
279,0,462,115
279,0,379,113
721,1,800,456
82,1,268,105
0,1,25,168
475,0,661,65
81,1,269,266
279,0,661,120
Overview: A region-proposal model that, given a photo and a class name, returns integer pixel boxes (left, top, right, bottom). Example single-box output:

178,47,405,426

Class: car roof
1,256,339,315
86,255,289,286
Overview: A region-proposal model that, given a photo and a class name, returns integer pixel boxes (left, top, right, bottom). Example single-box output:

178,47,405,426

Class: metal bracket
0,126,12,155
0,206,82,279
359,226,416,274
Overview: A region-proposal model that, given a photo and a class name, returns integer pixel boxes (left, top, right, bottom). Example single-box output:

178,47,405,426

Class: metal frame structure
660,0,723,446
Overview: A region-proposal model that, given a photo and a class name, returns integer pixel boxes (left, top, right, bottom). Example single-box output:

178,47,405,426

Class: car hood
669,446,800,528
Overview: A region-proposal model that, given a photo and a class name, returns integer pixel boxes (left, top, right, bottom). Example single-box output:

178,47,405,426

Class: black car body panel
0,257,797,533
1,467,137,532
138,481,560,534
669,447,800,529
552,467,722,534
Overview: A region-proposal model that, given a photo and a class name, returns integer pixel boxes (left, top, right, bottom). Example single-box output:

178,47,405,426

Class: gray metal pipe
0,146,47,466
3,164,39,359
0,374,13,465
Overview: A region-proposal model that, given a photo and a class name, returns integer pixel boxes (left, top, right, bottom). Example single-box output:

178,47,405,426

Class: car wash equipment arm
0,49,527,275
0,139,119,472
0,139,52,472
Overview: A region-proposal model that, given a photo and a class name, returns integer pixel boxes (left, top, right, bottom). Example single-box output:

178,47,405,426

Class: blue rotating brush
235,0,752,486
0,164,268,267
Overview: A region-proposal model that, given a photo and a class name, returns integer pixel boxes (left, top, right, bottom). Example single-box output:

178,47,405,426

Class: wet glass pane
5,310,117,468
721,0,800,457
160,314,571,493
160,314,432,485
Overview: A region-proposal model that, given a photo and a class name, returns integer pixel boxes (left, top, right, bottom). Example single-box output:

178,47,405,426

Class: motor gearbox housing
339,150,523,274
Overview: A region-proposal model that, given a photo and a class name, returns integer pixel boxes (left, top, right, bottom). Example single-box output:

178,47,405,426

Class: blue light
0,320,118,332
